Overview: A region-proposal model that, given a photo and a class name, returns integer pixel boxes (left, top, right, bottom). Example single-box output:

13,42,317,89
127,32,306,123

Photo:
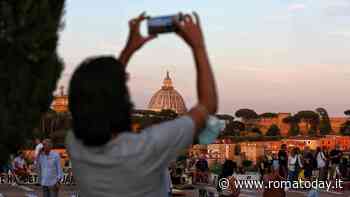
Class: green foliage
295,110,320,132
235,108,258,131
0,0,65,163
219,136,283,142
308,128,317,136
209,162,222,175
316,108,332,135
252,127,262,135
340,121,350,136
289,125,300,136
235,108,258,120
266,124,280,136
242,160,253,168
232,121,245,133
223,121,245,137
158,109,178,120
259,112,278,119
319,120,332,135
132,110,178,129
216,114,234,122
345,110,350,117
283,116,300,136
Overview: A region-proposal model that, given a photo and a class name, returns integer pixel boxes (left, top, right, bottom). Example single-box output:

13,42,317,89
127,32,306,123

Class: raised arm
174,12,218,135
118,12,156,67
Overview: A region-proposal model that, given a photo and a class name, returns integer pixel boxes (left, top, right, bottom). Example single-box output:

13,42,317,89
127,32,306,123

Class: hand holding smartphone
147,12,205,51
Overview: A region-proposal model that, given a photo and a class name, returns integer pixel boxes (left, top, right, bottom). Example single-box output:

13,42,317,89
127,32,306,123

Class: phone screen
148,15,176,35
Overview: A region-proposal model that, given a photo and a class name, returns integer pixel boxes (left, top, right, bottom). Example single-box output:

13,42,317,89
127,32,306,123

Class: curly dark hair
69,56,133,146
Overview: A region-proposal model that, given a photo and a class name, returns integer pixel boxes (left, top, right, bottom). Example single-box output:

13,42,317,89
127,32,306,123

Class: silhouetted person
194,154,209,183
66,12,218,197
278,144,288,178
260,149,273,180
303,146,314,180
329,145,342,179
288,147,302,181
217,160,235,192
315,147,327,180
13,151,28,180
218,160,240,197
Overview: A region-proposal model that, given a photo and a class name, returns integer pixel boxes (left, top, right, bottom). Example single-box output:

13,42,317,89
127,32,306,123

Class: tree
216,114,234,121
235,108,258,120
242,160,253,171
232,121,245,133
266,124,280,136
345,110,350,117
283,115,300,136
132,109,178,130
224,120,245,136
252,127,262,135
340,121,350,136
308,128,317,136
235,108,258,131
39,111,71,137
316,108,332,135
0,1,65,163
295,111,320,135
259,112,278,119
158,109,178,120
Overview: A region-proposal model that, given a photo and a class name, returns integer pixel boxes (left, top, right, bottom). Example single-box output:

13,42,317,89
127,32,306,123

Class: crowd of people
0,138,64,197
260,144,349,182
165,144,350,196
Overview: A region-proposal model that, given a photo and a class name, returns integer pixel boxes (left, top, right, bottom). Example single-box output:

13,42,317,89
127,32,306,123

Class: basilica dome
148,72,187,114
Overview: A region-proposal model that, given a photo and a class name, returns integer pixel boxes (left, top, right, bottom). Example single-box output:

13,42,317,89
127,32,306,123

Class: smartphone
147,15,181,35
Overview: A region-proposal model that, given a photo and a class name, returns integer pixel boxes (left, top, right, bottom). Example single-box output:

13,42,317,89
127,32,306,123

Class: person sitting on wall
13,151,29,181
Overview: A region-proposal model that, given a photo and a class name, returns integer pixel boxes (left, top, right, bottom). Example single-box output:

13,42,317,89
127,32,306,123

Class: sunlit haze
57,0,350,116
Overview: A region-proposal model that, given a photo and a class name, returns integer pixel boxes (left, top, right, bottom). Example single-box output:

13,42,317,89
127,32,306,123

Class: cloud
288,3,306,12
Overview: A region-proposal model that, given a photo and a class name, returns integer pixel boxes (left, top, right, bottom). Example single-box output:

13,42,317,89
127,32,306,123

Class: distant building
284,136,320,150
148,71,187,114
51,86,69,113
319,135,350,151
191,135,350,165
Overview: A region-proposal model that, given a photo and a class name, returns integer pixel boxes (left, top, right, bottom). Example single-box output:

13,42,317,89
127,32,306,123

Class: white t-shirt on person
66,116,194,197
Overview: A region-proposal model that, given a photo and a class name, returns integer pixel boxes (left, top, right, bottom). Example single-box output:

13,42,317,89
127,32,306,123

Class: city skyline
57,0,350,116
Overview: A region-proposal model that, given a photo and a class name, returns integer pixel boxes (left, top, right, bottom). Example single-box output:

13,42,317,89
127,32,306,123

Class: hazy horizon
56,0,350,117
